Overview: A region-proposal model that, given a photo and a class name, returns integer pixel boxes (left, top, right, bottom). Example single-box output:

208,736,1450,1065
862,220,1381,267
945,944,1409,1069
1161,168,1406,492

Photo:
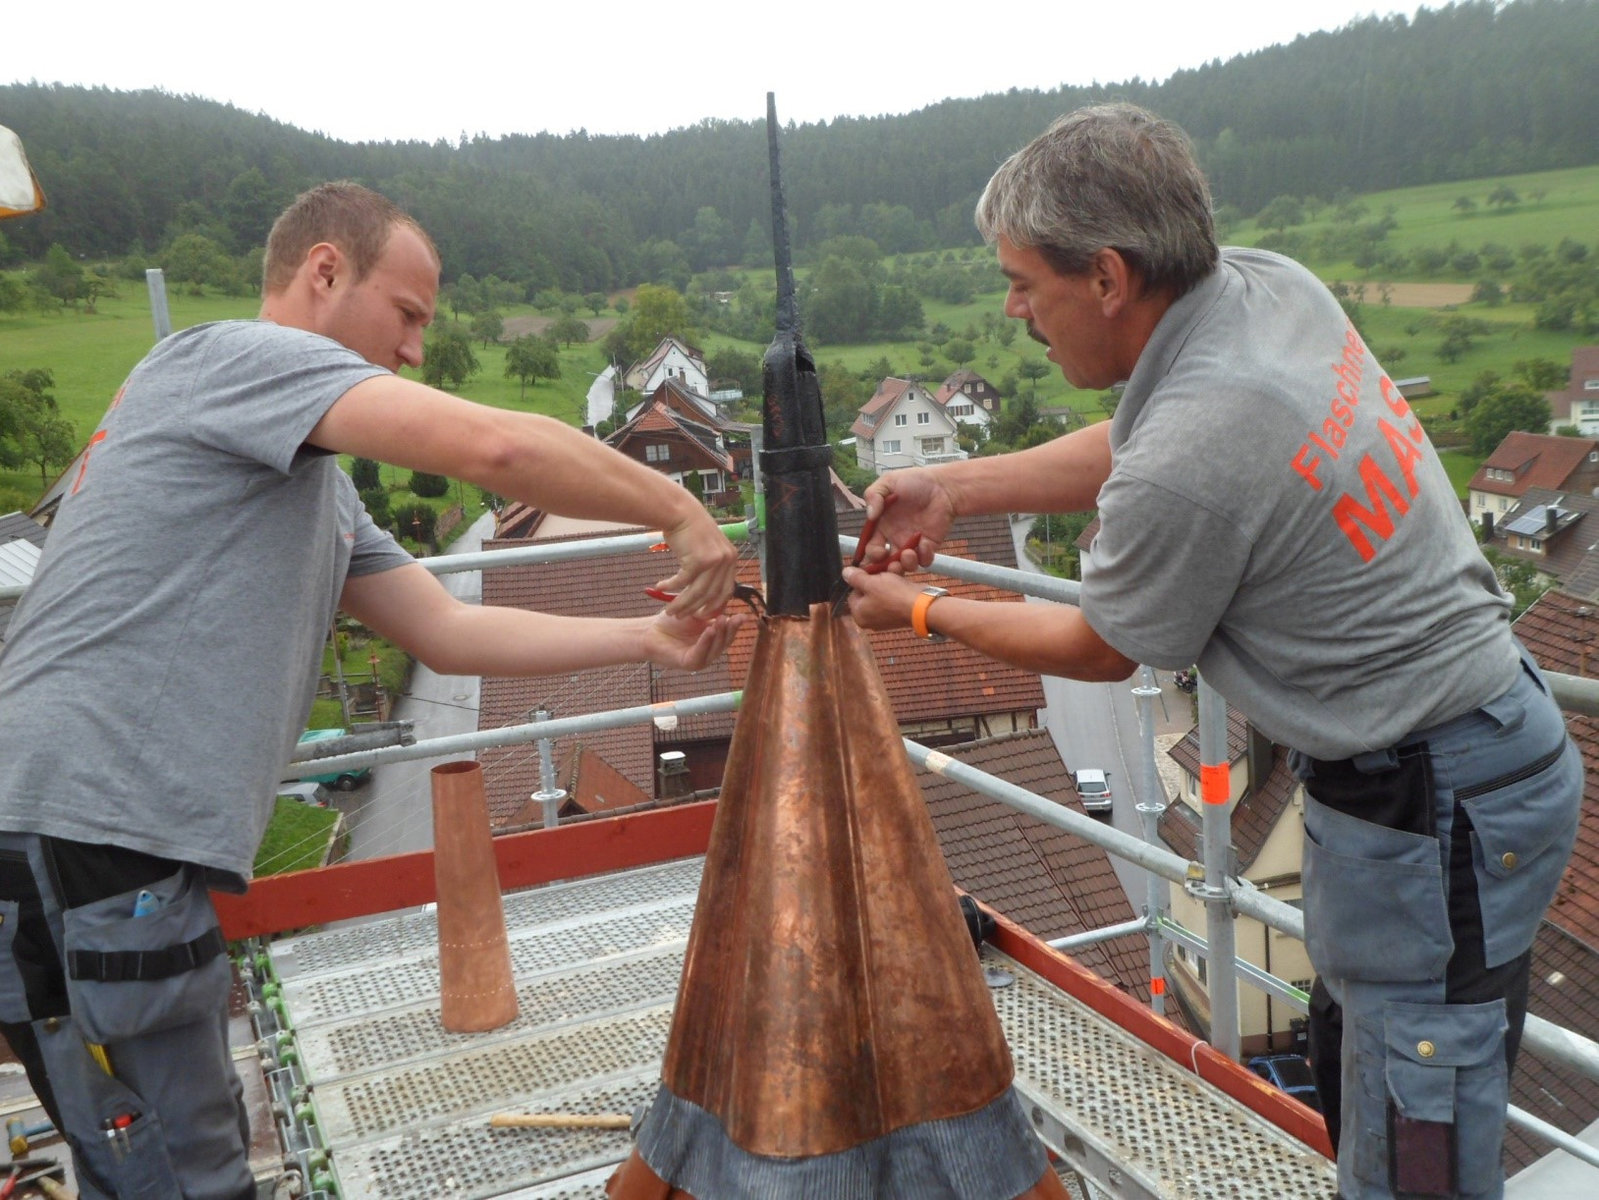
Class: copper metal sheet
660,606,1015,1157
431,760,519,1032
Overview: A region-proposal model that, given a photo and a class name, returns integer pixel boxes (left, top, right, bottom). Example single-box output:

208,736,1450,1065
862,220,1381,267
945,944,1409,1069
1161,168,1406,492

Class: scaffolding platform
262,857,1335,1199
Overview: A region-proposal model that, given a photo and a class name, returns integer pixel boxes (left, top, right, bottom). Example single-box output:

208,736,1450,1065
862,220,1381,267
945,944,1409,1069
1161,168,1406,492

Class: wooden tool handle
35,1179,73,1200
490,1112,632,1130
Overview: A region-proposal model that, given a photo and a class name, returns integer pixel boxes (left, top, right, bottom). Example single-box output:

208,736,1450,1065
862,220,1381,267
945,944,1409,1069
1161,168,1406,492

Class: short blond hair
262,181,437,294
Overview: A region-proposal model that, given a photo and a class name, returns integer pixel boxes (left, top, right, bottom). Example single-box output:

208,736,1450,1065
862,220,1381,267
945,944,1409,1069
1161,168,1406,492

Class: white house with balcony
850,377,969,473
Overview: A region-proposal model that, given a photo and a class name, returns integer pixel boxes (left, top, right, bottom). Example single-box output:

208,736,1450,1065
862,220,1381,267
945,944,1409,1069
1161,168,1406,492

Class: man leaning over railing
841,104,1580,1200
0,182,741,1200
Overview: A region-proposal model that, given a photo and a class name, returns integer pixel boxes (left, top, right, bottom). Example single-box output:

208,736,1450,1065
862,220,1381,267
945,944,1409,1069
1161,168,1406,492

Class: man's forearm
410,603,658,678
312,376,704,532
939,421,1113,517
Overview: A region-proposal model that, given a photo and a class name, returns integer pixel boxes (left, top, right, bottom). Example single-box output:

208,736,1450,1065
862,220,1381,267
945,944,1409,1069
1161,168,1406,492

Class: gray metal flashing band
760,444,834,474
635,1083,1048,1199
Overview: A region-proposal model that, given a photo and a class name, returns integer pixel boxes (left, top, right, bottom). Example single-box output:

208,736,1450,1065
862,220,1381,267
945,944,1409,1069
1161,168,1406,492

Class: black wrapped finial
760,93,841,617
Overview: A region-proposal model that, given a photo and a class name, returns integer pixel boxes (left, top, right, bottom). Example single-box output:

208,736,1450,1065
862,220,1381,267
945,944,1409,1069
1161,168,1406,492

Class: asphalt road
1010,516,1188,902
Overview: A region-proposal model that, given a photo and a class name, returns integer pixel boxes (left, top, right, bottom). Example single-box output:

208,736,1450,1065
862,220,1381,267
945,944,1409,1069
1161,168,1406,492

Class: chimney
1547,506,1560,534
1481,510,1495,541
657,750,689,799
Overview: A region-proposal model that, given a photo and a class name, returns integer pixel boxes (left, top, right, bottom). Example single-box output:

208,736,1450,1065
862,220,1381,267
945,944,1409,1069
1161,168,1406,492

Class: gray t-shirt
1080,248,1516,760
0,320,412,887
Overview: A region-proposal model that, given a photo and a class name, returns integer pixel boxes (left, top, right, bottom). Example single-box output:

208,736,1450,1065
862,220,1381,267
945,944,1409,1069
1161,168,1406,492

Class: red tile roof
916,730,1178,1017
476,513,1043,818
1468,432,1599,498
849,377,914,440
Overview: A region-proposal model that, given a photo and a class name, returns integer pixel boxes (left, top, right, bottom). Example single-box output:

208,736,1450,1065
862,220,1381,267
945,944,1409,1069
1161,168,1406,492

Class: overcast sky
6,2,1402,144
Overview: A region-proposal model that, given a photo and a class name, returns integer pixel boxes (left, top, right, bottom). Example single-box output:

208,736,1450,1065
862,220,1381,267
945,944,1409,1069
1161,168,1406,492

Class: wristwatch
911,586,949,642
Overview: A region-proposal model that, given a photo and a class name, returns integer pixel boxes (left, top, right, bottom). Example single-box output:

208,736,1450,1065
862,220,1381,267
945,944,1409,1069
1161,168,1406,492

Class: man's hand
654,509,740,619
839,565,925,631
861,469,958,573
642,610,746,671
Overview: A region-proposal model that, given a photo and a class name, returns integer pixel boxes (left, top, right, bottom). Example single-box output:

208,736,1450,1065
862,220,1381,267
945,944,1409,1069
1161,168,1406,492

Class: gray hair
975,103,1218,298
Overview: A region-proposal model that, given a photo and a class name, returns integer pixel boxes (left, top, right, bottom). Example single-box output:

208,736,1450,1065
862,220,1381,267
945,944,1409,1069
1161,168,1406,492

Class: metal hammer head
5,1117,54,1159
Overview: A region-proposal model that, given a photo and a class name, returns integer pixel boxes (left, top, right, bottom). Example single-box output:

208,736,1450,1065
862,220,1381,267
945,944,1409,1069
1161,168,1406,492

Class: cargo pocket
1302,796,1452,983
1458,739,1582,967
60,864,230,1045
1381,1000,1507,1197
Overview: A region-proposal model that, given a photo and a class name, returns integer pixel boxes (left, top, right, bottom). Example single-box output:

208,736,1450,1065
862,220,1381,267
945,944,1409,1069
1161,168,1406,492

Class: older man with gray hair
842,103,1580,1200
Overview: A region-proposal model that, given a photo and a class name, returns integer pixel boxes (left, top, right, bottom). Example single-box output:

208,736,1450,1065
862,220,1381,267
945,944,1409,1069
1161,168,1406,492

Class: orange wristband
911,587,948,640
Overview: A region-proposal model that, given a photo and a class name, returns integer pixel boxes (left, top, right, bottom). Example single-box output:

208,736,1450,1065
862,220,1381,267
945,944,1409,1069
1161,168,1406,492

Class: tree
1255,195,1305,232
1452,196,1478,215
548,316,590,346
504,334,561,398
583,292,607,316
0,274,26,314
1485,184,1520,211
469,310,504,347
36,244,85,308
1016,357,1051,396
946,338,977,367
422,326,479,390
610,283,695,364
408,471,449,498
0,369,75,485
1513,358,1567,391
1466,380,1552,455
349,457,383,491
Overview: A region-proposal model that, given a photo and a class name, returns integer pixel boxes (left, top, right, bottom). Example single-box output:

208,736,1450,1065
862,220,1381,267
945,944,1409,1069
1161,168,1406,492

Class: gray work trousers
0,833,253,1200
1293,648,1582,1200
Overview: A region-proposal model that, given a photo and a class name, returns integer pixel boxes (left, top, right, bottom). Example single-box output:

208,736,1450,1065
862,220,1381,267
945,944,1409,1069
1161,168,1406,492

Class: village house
1157,710,1313,1058
606,378,749,507
850,377,969,473
1467,430,1599,531
622,336,709,398
935,368,1003,421
1546,345,1599,437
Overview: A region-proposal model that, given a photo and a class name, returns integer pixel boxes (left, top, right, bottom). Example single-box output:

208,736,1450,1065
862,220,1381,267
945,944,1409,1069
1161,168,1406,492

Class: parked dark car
1246,1053,1322,1112
296,728,371,791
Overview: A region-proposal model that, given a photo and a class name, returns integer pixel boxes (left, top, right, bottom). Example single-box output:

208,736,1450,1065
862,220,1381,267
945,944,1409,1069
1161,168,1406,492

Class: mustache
1026,323,1049,347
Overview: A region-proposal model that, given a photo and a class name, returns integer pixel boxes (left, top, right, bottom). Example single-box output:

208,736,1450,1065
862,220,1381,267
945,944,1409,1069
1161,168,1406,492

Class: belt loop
1349,748,1400,774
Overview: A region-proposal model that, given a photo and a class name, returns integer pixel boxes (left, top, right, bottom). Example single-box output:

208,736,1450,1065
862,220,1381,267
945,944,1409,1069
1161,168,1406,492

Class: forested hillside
2,0,1596,293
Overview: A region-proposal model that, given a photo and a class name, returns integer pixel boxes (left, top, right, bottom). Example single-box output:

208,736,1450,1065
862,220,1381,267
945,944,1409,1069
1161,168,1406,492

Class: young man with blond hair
0,181,739,1198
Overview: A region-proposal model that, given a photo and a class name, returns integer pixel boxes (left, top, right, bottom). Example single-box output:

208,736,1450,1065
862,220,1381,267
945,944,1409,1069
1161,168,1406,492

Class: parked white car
1073,768,1112,816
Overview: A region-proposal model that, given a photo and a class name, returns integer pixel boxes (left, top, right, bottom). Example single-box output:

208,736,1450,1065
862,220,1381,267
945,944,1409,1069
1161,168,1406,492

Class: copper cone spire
606,611,1066,1198
606,95,1062,1199
431,760,519,1033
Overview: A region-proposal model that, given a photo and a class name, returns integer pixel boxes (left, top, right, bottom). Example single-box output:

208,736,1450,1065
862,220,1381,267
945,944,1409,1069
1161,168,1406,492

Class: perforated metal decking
264,858,1335,1199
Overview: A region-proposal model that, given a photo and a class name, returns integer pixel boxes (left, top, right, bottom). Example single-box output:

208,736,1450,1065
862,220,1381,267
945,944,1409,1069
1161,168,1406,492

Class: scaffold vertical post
531,707,565,828
1197,675,1240,1061
1132,666,1170,1016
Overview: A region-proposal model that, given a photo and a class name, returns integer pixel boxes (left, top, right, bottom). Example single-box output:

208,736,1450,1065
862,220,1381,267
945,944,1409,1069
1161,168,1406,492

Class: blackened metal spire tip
767,93,797,333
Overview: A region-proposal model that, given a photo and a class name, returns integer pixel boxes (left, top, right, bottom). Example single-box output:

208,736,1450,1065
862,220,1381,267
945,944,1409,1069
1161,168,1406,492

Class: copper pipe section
431,760,519,1032
662,607,1015,1156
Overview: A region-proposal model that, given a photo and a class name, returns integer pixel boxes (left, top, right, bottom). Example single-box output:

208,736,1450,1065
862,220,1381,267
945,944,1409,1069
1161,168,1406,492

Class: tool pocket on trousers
105,1108,184,1200
1381,1000,1507,1198
61,864,230,1044
0,897,30,1023
1302,796,1452,983
1459,739,1582,967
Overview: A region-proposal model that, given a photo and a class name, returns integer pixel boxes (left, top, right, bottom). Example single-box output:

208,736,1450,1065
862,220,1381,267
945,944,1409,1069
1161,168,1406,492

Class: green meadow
4,160,1597,509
